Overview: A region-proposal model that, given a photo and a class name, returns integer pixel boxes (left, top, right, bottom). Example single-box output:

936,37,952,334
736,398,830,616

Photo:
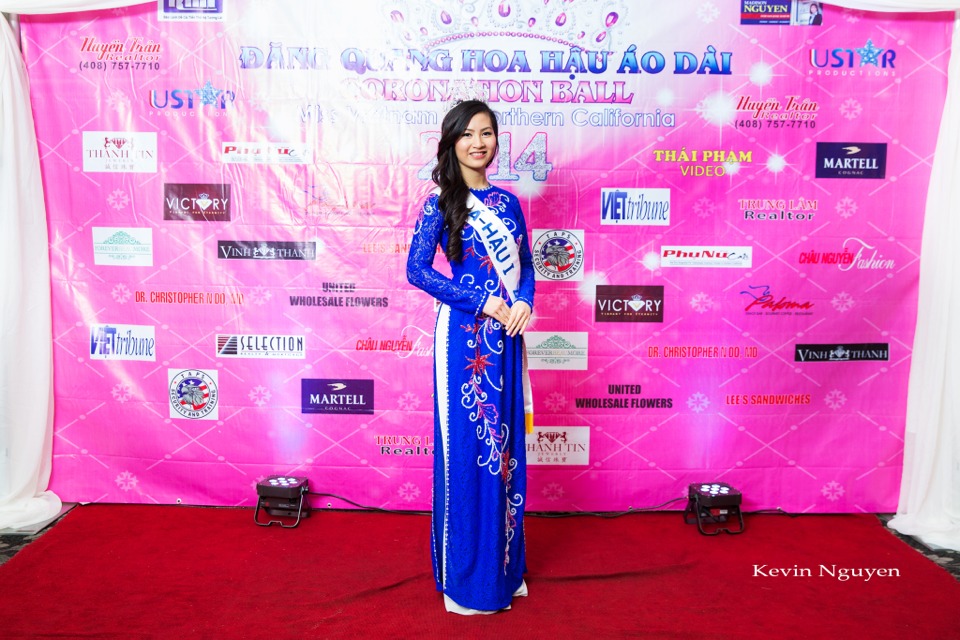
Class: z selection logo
164,183,231,221
816,143,887,179
301,379,374,415
532,229,584,281
216,334,305,359
595,286,664,322
168,369,219,420
794,343,890,362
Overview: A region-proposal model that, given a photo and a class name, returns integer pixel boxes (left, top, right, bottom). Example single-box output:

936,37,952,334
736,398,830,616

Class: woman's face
810,4,819,14
455,111,497,180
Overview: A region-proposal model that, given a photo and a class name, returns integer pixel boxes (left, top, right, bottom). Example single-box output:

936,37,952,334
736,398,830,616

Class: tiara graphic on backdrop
384,1,632,51
444,78,492,112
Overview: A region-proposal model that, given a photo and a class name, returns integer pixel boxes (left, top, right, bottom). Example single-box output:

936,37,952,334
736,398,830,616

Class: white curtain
1,1,959,548
0,0,138,530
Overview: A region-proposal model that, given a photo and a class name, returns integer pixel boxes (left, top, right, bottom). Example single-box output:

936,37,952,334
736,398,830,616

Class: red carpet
0,505,958,639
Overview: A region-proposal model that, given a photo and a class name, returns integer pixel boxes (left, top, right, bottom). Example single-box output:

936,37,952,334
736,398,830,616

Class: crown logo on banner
385,2,632,51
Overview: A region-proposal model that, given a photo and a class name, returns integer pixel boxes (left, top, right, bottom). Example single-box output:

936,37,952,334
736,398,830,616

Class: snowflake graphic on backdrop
111,283,131,304
247,286,272,306
839,98,863,120
824,389,847,411
697,2,720,23
690,292,714,314
397,392,420,411
821,481,845,501
111,383,132,403
692,197,716,219
115,471,138,491
540,291,569,312
398,482,421,502
107,189,130,210
544,392,567,412
542,482,565,501
106,89,131,114
831,291,855,313
248,385,271,407
836,196,858,219
687,392,711,413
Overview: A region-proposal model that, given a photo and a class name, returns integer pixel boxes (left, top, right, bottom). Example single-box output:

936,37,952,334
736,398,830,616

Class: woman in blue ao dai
406,100,535,614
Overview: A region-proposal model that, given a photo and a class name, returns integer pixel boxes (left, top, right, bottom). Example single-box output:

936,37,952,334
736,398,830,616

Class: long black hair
431,100,499,263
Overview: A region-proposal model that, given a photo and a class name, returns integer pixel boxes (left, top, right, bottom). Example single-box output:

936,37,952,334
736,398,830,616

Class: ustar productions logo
532,229,585,281
168,369,218,420
83,131,157,173
525,332,588,370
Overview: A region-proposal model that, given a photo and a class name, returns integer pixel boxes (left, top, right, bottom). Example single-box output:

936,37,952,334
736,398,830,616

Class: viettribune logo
90,323,156,361
83,131,157,173
221,142,312,164
168,369,218,420
218,241,317,260
794,343,890,362
816,143,887,179
525,332,588,370
302,379,374,415
532,229,584,281
660,246,752,268
216,334,305,359
600,188,670,226
164,183,231,221
595,285,664,322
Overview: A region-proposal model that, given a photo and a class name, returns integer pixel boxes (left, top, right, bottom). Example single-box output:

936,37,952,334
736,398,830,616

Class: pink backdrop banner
20,1,951,512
